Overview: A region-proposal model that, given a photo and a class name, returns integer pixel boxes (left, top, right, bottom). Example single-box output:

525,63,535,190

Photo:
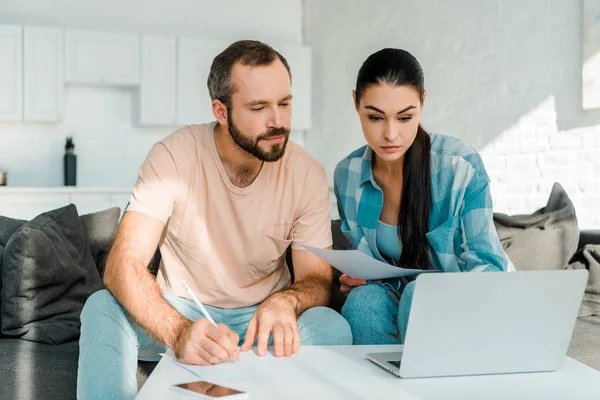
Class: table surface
136,345,600,400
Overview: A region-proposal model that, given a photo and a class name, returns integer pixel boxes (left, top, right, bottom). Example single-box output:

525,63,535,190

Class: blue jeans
77,289,352,399
341,281,415,345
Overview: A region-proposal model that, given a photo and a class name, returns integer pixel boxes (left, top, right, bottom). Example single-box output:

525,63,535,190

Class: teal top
376,220,401,262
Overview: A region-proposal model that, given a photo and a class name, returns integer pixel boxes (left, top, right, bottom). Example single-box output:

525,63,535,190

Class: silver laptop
367,269,588,378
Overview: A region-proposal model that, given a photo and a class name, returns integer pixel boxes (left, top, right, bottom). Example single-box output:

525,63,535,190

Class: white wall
0,0,303,187
0,0,302,43
304,0,600,229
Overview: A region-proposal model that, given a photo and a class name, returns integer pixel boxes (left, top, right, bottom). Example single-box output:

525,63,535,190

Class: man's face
226,59,292,162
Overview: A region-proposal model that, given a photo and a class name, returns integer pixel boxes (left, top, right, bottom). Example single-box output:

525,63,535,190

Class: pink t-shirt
128,122,332,308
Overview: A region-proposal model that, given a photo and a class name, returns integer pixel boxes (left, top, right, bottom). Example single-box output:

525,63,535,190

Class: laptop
367,269,588,378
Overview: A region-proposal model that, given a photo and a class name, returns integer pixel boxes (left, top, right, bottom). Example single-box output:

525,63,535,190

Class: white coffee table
136,345,600,400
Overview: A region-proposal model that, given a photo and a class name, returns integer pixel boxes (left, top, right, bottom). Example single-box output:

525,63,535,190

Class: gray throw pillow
80,207,121,277
493,183,579,271
0,204,103,344
0,215,27,265
0,215,27,338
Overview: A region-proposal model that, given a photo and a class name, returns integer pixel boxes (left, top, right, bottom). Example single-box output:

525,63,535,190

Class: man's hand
240,294,300,358
339,274,368,296
173,319,240,366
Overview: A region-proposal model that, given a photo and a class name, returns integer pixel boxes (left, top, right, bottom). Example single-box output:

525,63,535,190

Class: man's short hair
207,40,291,108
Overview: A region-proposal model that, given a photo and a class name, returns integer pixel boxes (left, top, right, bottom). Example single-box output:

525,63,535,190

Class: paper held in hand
301,244,436,280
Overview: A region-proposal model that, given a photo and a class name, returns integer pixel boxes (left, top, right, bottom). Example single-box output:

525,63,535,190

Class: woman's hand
339,274,368,296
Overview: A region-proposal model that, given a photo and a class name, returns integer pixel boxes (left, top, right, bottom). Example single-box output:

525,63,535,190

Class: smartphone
171,381,248,399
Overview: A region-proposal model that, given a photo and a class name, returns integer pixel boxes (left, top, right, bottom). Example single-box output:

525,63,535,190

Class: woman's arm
458,159,514,272
334,167,370,293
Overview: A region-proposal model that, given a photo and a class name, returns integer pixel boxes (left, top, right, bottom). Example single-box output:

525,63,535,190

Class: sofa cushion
0,338,157,400
0,338,79,400
0,204,103,344
493,183,579,271
79,207,120,278
568,245,600,317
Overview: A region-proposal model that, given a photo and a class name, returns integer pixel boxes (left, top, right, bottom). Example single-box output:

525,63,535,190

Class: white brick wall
481,98,599,225
304,0,600,229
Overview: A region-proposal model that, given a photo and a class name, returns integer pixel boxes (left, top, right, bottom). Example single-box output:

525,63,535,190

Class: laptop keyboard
388,360,402,369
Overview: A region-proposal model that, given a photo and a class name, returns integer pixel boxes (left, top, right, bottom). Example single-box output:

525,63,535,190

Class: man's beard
227,109,290,162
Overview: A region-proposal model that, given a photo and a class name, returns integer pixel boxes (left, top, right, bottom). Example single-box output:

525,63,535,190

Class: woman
334,48,514,345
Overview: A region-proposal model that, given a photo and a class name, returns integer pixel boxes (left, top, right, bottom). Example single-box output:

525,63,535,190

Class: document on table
161,348,324,384
301,245,436,280
161,347,384,387
159,347,404,399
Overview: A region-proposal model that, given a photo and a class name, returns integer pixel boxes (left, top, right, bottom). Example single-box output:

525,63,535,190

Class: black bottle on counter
64,137,77,186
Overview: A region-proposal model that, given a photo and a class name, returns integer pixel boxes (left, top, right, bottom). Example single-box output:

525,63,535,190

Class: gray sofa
1,217,599,400
566,230,600,371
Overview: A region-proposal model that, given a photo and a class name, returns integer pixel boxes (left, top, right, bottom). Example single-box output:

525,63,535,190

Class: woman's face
354,83,426,163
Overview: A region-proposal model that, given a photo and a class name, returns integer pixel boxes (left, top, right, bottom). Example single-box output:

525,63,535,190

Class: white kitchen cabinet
0,193,70,220
65,30,140,86
277,45,312,130
0,25,23,121
23,26,64,122
177,38,229,125
134,35,177,126
0,188,131,220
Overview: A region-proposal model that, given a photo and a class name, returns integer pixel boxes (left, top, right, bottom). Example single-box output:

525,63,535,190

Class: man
77,40,352,399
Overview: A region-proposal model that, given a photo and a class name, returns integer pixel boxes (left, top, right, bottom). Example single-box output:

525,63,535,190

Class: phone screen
174,381,245,397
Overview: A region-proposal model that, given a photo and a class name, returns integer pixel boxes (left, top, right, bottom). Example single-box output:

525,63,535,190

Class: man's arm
456,152,513,273
283,170,335,312
240,248,333,358
103,211,188,348
103,211,239,365
276,248,332,314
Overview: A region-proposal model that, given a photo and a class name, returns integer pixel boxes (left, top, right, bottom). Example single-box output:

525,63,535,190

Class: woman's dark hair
355,48,433,270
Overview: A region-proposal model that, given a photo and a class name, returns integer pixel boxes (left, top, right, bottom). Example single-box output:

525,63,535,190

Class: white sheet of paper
162,349,314,383
301,245,435,280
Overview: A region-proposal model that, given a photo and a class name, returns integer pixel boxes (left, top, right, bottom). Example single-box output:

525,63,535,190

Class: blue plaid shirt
334,133,513,281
